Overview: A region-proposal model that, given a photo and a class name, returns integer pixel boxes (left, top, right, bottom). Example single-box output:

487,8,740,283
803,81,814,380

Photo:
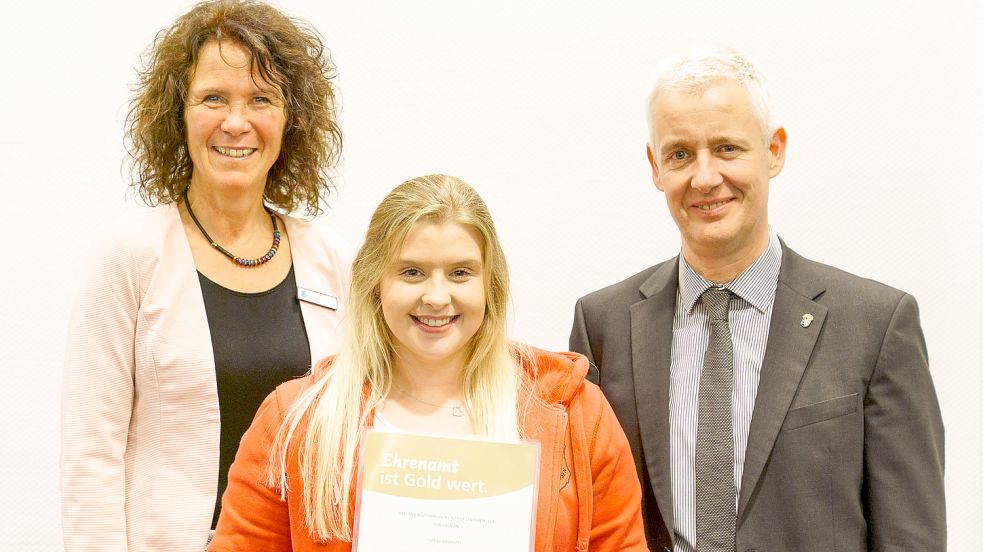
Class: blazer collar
632,256,679,539
281,215,345,367
737,239,827,520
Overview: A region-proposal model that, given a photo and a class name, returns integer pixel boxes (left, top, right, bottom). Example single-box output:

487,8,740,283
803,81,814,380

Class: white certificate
353,430,540,551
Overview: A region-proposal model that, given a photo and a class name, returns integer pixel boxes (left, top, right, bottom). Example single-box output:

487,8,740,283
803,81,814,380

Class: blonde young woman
209,175,647,551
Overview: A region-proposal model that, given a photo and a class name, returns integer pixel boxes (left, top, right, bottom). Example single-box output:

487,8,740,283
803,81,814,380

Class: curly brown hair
126,0,341,214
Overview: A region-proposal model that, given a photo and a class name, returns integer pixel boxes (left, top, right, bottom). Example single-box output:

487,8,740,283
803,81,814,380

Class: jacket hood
312,344,590,406
514,343,589,406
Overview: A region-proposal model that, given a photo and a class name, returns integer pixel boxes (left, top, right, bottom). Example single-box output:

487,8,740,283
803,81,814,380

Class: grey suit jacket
569,241,945,551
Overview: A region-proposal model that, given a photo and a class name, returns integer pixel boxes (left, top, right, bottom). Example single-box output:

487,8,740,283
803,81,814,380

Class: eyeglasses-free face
185,40,286,196
380,221,487,374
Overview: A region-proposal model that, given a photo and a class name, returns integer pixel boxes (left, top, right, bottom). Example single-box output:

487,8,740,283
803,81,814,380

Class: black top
198,265,312,528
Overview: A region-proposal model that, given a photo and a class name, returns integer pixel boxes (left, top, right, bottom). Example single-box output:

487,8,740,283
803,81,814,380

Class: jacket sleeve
585,387,647,551
209,388,293,551
61,228,140,552
865,293,946,550
570,298,600,384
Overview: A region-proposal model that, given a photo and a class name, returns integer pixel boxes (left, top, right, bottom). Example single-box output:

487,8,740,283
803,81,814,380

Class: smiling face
184,41,286,195
380,221,487,372
647,79,786,264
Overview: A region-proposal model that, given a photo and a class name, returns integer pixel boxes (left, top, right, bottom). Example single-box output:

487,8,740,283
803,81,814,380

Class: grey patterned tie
696,287,736,552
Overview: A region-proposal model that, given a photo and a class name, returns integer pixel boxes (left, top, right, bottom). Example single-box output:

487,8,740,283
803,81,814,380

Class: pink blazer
61,203,351,551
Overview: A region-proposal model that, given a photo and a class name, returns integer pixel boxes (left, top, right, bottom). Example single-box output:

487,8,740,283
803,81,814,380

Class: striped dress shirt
669,232,782,552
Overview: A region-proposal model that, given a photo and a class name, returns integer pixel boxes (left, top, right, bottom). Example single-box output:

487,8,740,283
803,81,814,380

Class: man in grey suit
569,48,945,551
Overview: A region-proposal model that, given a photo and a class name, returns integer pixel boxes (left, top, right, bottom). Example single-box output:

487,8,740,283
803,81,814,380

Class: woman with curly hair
60,1,349,550
209,175,647,551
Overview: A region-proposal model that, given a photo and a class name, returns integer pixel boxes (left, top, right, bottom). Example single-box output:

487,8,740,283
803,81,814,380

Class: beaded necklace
184,190,281,268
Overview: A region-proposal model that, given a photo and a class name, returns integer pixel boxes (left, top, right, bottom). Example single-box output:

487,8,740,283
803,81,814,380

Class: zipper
542,408,567,551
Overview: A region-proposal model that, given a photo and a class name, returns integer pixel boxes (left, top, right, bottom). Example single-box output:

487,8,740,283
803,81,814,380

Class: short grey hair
646,46,775,145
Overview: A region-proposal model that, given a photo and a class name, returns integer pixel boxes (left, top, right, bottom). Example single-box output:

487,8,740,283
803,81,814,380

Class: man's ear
768,126,787,178
647,144,665,191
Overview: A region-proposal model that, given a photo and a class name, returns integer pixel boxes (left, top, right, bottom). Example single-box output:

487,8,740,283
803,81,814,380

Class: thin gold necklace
391,382,466,417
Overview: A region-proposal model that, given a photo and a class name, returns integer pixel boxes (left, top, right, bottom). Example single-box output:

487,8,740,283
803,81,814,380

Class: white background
1,0,980,549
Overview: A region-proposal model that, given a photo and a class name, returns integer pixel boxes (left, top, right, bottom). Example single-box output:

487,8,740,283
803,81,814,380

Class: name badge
297,287,339,310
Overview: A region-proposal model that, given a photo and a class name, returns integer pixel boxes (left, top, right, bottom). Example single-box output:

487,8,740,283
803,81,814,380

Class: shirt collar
678,231,783,314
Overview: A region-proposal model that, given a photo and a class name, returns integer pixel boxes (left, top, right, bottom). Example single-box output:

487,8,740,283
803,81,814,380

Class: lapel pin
800,313,814,328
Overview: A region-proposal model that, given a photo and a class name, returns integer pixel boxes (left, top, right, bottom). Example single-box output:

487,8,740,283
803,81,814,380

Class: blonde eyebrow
395,257,483,268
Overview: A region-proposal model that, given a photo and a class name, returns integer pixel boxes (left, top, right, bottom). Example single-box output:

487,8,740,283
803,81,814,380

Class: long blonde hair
270,175,519,542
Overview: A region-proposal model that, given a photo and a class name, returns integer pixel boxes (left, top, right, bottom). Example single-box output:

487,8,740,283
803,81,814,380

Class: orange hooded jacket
210,346,647,551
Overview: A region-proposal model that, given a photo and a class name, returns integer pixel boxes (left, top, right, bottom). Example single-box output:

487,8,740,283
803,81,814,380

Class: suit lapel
282,216,342,366
631,258,679,539
737,245,827,520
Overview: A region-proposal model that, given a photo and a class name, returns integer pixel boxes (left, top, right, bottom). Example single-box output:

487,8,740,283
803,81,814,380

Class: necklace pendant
451,405,465,417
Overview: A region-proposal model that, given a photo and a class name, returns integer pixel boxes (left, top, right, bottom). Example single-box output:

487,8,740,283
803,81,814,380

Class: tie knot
702,288,731,321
